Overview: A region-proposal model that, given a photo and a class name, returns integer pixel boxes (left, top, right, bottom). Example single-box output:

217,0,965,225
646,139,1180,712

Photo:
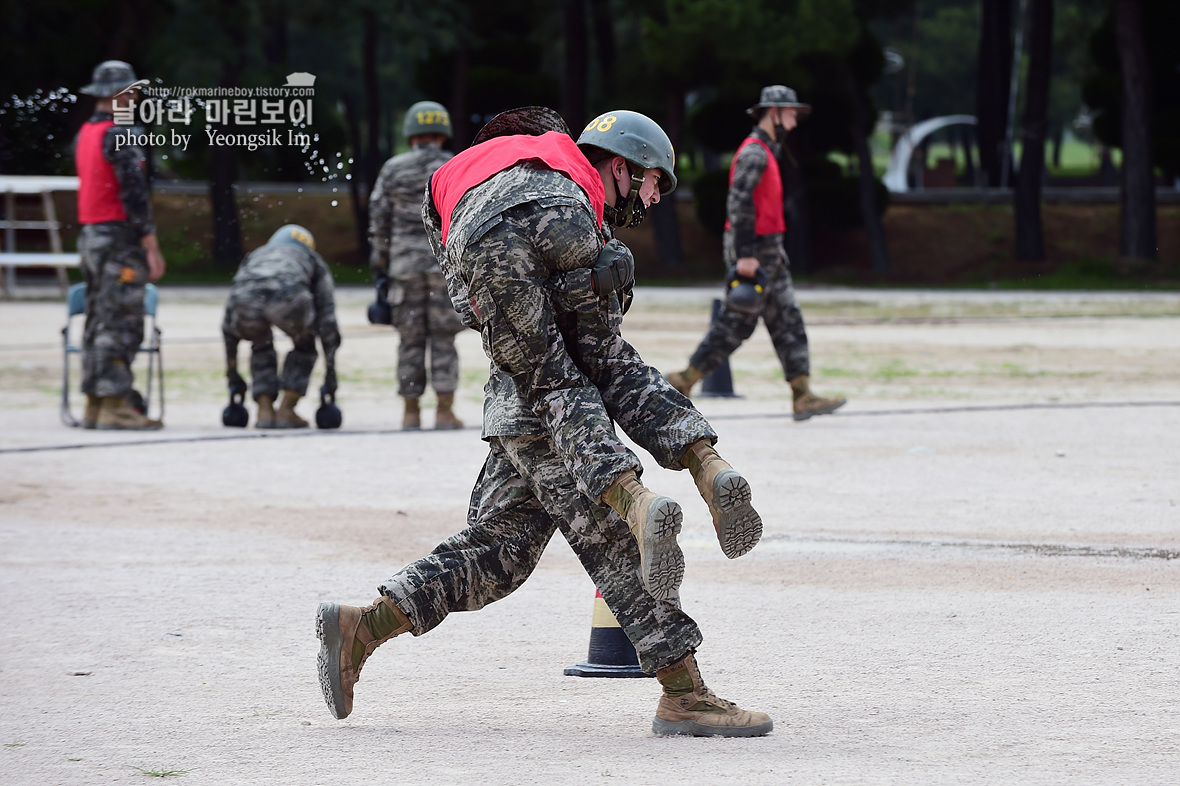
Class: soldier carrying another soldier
666,85,846,421
221,225,341,429
75,60,166,430
368,101,466,431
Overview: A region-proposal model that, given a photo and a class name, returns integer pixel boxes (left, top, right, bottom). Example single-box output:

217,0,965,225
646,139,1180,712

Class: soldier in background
75,60,166,429
368,101,465,431
665,85,846,421
222,225,340,429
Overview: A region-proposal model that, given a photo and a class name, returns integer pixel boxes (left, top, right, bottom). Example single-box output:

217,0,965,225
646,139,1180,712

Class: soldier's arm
103,125,155,238
727,142,767,262
367,161,395,281
311,256,342,364
221,306,246,393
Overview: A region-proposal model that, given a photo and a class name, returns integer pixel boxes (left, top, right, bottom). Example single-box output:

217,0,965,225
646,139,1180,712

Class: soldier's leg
496,435,702,674
395,274,429,399
685,302,760,382
424,271,462,396
270,290,318,397
83,226,147,399
317,441,558,719
763,266,845,420
377,443,558,634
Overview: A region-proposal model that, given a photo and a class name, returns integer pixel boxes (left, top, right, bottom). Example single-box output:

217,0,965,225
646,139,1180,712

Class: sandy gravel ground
1,286,1179,785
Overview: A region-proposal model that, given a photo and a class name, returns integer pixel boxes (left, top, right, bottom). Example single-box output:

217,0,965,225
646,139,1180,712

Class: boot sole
793,399,847,422
315,603,350,720
712,470,762,559
639,497,685,601
652,716,774,737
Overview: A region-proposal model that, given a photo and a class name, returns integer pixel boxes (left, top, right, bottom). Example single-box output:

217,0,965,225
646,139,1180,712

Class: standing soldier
222,225,341,429
368,101,465,431
666,86,847,421
75,61,166,429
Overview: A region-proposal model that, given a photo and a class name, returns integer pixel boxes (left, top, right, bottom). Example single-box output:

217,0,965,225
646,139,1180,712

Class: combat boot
316,596,412,720
402,397,421,431
602,471,684,601
665,365,702,397
682,440,762,559
255,395,277,429
82,394,101,429
96,396,163,430
653,652,773,737
274,390,309,429
789,374,847,421
434,392,464,430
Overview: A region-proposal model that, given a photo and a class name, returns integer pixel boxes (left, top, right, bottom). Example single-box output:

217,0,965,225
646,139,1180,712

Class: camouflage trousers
467,203,713,498
391,271,464,398
378,434,703,674
79,223,148,398
689,261,811,382
222,284,318,400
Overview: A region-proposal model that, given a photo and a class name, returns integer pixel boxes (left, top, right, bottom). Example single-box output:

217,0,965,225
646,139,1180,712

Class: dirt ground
2,286,1179,785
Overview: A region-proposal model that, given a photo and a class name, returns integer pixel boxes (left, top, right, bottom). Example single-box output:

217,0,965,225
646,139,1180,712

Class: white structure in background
883,115,977,193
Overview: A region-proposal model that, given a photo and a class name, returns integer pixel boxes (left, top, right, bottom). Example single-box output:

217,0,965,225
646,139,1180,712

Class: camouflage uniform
378,372,703,674
221,242,341,400
687,127,810,381
78,111,154,398
425,162,715,499
369,142,464,398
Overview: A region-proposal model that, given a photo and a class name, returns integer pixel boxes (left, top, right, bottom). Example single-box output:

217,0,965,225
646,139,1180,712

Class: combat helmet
577,110,677,229
80,61,141,98
268,224,316,252
403,101,452,139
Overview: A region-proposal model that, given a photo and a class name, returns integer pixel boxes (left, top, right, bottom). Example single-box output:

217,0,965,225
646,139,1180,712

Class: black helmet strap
605,162,648,229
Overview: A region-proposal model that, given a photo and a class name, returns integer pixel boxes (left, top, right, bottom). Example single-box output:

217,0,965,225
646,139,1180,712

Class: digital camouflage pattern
378,434,702,674
78,113,156,399
426,162,715,498
688,126,811,381
79,223,148,398
370,142,463,398
368,143,453,280
221,242,341,400
390,271,464,397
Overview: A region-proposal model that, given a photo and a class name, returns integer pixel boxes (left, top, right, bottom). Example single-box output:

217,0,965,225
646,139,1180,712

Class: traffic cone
563,590,651,678
699,299,739,398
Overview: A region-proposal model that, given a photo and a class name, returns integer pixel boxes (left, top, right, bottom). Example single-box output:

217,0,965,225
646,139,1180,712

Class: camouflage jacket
230,243,342,360
422,161,612,439
726,126,784,266
91,111,156,238
423,161,607,328
368,142,452,280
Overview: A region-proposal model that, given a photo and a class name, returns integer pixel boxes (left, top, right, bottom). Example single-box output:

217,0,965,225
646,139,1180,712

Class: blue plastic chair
60,281,165,427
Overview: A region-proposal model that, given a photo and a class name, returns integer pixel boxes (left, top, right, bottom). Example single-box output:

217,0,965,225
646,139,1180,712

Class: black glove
227,368,247,397
323,366,338,396
590,239,635,296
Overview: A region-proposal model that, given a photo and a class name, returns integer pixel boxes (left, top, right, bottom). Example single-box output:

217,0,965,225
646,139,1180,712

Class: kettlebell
367,298,392,325
222,391,249,427
725,267,768,315
315,386,342,429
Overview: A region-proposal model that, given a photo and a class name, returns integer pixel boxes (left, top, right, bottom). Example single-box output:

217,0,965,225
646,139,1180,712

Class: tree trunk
562,0,588,131
849,83,890,271
341,94,369,256
976,0,1013,187
589,0,617,93
1113,0,1156,261
961,124,978,185
1015,0,1053,261
649,89,685,273
782,135,812,273
363,9,381,179
449,40,471,151
209,137,241,267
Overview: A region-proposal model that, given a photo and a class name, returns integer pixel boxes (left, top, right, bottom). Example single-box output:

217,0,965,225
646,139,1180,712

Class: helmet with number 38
268,224,316,252
576,110,677,195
